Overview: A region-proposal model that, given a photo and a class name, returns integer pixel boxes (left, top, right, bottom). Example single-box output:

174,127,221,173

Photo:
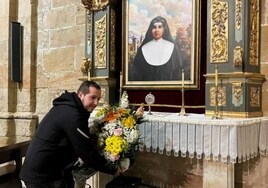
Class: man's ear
77,91,84,99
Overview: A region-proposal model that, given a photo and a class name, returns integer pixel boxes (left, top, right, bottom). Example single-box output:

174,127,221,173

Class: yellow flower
122,115,136,129
104,135,127,156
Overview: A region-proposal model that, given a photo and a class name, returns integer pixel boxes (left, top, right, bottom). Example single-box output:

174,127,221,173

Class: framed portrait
122,0,201,89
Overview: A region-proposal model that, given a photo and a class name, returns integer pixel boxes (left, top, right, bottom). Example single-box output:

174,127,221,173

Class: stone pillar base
203,160,234,188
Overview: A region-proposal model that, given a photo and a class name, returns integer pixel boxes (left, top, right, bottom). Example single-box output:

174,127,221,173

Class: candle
120,72,123,89
119,72,123,99
215,65,218,87
182,69,184,88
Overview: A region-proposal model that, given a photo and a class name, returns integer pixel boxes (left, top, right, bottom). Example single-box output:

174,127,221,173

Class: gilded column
205,0,265,118
81,0,118,106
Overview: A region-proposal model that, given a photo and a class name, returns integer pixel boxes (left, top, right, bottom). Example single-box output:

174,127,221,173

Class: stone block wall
0,0,86,137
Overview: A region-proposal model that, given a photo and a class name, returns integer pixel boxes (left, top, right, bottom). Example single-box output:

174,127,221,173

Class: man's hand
114,158,130,176
119,158,130,171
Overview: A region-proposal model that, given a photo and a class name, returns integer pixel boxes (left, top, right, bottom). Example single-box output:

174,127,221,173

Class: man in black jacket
20,81,122,188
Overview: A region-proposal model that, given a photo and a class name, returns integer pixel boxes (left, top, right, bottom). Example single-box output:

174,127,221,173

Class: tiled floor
0,173,22,188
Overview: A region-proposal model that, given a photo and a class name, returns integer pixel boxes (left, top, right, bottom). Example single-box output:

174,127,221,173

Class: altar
139,112,268,164
87,112,268,188
137,112,268,187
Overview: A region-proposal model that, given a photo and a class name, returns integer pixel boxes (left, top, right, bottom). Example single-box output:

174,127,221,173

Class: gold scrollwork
235,0,242,30
80,58,92,79
81,0,109,11
210,0,228,63
210,86,226,106
233,46,243,68
99,87,106,104
110,9,116,71
250,86,260,107
249,0,259,66
86,11,92,48
95,15,107,69
80,58,90,73
232,82,243,106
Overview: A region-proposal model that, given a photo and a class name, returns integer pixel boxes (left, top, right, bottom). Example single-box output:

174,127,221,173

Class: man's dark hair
77,80,101,95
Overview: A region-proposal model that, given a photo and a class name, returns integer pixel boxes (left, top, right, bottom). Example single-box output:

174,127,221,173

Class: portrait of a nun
129,16,183,81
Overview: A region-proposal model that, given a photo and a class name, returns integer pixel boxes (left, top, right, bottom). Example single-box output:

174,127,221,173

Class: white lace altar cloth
138,112,268,163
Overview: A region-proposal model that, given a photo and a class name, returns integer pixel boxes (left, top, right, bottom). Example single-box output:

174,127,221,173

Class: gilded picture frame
122,0,201,89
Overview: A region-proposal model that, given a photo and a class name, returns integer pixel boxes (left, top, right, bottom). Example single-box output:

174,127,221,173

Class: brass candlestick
119,71,123,100
212,64,221,119
179,69,187,116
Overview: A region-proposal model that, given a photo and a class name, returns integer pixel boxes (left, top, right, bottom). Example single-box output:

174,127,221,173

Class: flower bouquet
93,91,144,170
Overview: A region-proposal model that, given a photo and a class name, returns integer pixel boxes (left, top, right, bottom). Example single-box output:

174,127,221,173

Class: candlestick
212,64,221,119
215,65,218,87
119,72,123,99
86,58,91,80
182,68,185,88
120,72,123,88
179,69,187,116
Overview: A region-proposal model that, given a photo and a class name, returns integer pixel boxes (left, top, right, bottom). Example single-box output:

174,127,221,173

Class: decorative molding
204,72,265,80
210,86,226,106
86,11,92,50
233,46,243,68
80,58,90,73
235,0,242,30
210,0,228,63
249,0,259,66
250,86,260,107
205,110,263,118
99,88,106,104
232,82,243,106
94,14,107,69
110,9,116,71
81,0,109,11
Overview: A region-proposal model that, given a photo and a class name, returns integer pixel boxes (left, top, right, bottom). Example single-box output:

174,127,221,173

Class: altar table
88,112,268,187
138,112,268,163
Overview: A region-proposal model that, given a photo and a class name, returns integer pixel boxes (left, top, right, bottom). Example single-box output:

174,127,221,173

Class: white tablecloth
138,112,268,163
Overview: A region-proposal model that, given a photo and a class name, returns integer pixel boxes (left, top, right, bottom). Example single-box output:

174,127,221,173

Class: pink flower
114,127,123,136
110,154,120,162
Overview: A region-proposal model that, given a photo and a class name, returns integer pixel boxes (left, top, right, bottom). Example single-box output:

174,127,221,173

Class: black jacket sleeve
60,107,117,175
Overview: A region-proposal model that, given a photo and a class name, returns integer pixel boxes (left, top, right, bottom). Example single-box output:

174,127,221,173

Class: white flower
104,122,117,135
126,129,140,143
120,91,129,108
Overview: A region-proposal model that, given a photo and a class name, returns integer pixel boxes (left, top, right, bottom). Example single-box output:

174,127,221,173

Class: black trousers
23,170,75,188
24,179,66,188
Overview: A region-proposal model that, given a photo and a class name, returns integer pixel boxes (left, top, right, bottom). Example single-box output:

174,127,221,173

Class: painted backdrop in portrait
123,0,200,89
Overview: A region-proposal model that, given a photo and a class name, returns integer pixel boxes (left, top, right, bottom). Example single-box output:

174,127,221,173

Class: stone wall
0,0,86,137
